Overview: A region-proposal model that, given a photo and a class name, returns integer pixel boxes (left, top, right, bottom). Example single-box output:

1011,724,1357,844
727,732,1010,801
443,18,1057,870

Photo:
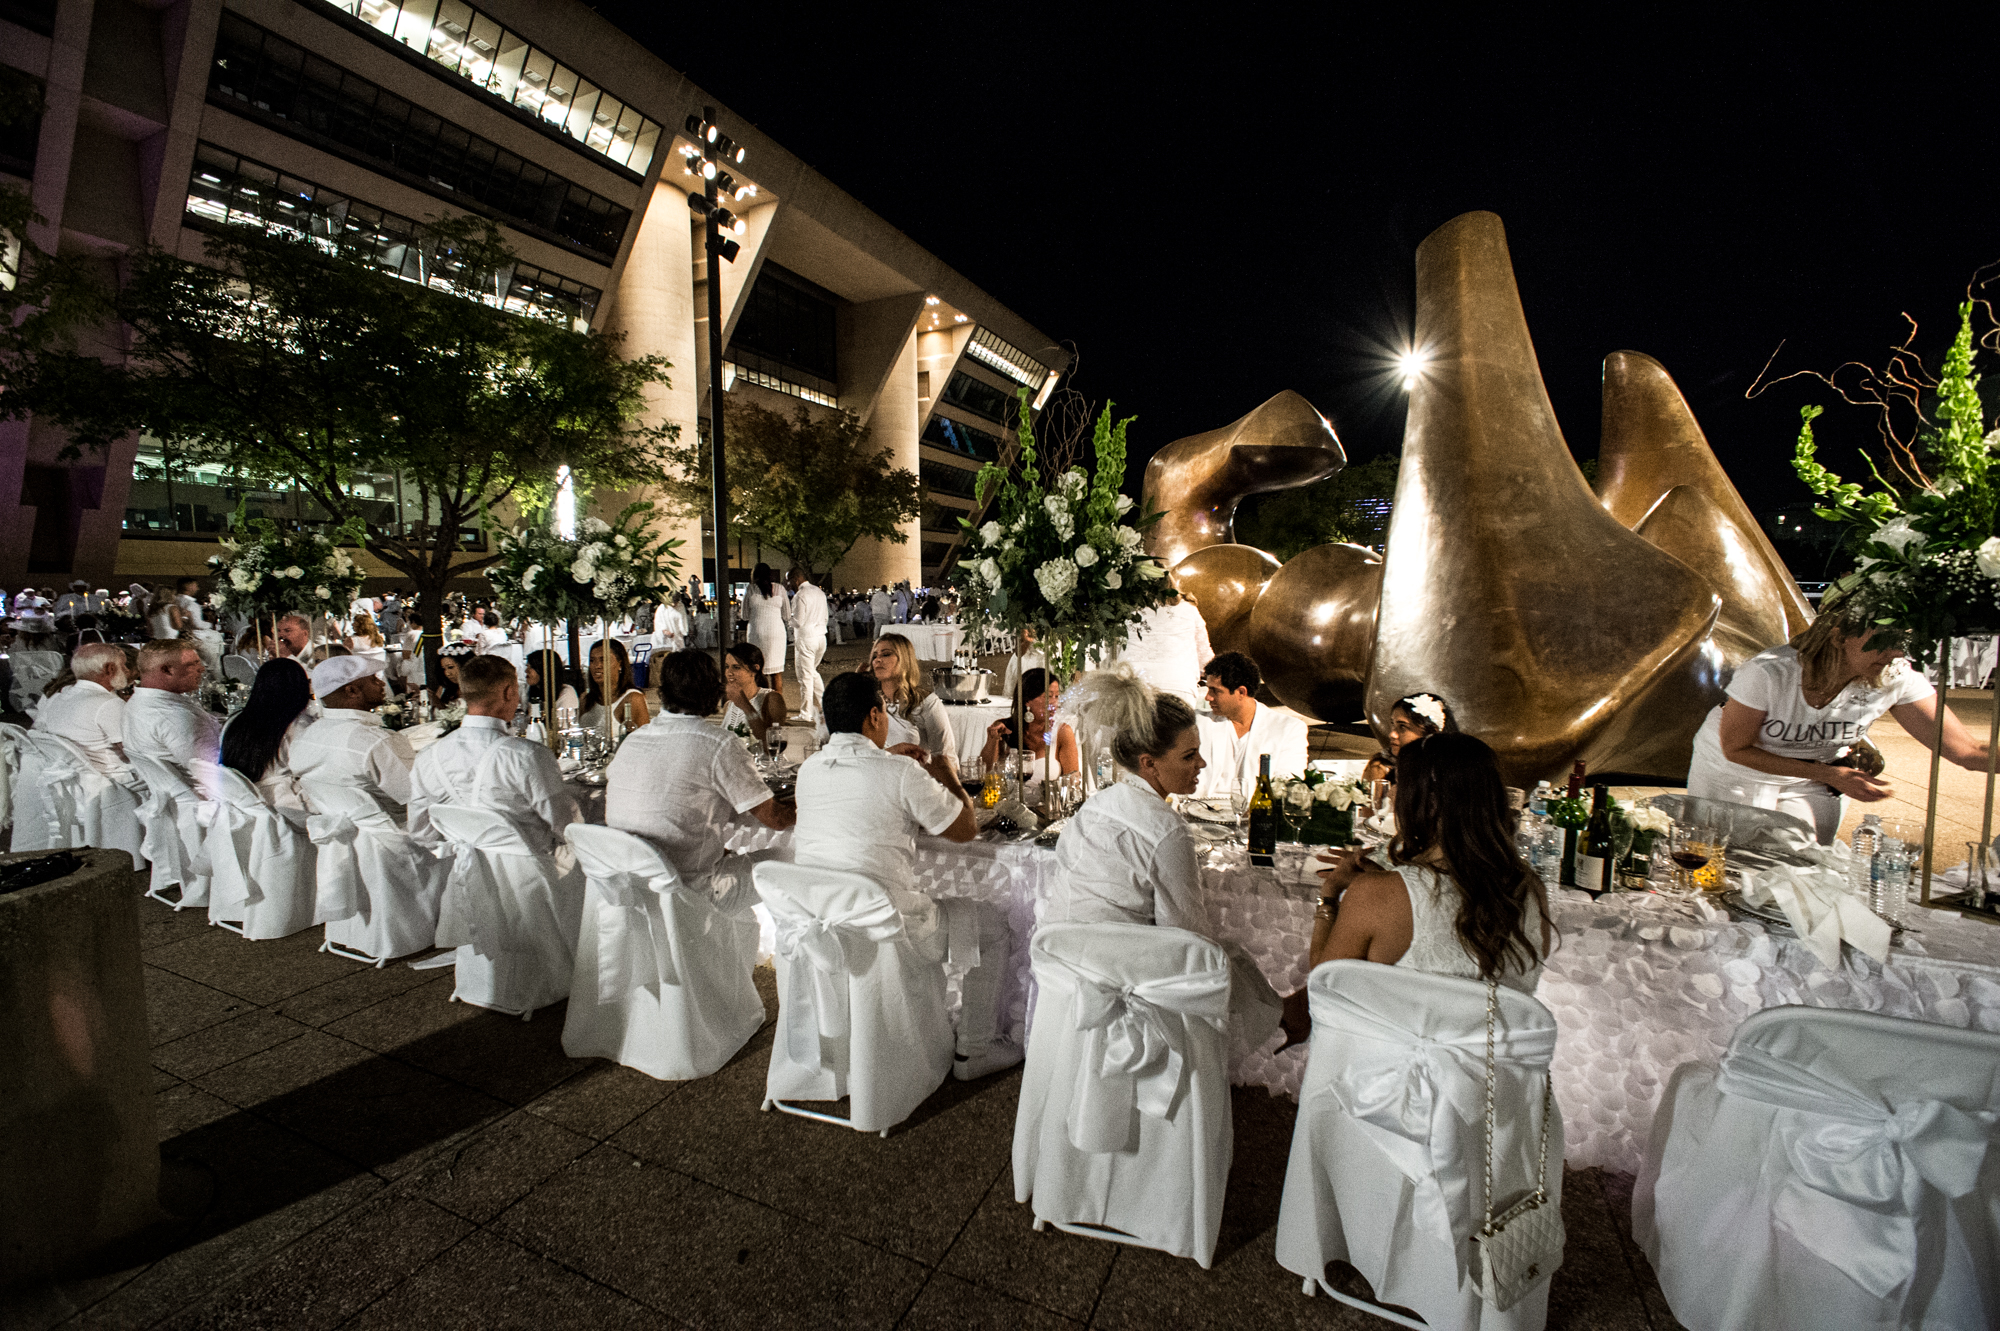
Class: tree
1234,455,1401,560
660,400,923,577
4,217,676,680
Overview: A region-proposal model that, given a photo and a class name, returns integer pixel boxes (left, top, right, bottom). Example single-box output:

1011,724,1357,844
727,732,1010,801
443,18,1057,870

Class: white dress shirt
289,708,417,819
791,583,829,644
652,603,689,650
1194,700,1311,802
869,590,892,624
1118,600,1214,703
794,732,964,939
408,714,579,850
35,680,131,780
176,593,211,631
123,685,223,795
605,712,773,884
1048,773,1209,934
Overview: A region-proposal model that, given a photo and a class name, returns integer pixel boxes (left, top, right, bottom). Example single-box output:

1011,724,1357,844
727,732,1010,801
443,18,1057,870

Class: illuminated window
922,414,1004,462
967,326,1048,390
939,372,1017,427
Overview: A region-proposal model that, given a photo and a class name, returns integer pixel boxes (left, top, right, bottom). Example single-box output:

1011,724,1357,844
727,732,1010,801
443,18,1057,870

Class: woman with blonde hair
349,612,385,651
1686,594,1988,842
867,632,955,761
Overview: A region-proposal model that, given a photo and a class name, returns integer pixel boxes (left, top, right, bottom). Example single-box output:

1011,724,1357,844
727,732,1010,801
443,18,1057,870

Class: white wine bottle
1248,754,1277,867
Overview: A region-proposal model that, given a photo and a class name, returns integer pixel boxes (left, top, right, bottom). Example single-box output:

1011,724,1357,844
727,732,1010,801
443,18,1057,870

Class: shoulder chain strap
1480,977,1554,1237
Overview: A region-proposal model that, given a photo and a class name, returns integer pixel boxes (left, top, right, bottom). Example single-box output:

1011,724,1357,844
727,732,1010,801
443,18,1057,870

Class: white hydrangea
978,558,1001,587
229,567,256,591
979,520,1003,545
1978,537,2000,580
1870,517,1924,555
1034,558,1078,603
1061,468,1087,500
583,517,611,536
314,585,331,599
283,565,304,579
1105,570,1122,589
1074,543,1099,568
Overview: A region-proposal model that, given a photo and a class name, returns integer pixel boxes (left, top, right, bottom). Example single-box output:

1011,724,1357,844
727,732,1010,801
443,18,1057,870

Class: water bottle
1850,814,1883,913
1877,838,1911,926
1529,781,1551,818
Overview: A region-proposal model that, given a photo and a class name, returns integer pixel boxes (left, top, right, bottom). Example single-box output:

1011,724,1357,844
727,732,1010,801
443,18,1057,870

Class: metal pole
1979,647,1999,852
704,118,730,671
1921,636,1951,906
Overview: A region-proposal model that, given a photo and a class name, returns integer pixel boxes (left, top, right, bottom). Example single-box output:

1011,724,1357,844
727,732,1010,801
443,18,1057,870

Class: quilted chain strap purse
1468,978,1564,1310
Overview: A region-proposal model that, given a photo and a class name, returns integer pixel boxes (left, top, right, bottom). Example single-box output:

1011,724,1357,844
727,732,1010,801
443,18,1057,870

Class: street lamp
685,106,747,666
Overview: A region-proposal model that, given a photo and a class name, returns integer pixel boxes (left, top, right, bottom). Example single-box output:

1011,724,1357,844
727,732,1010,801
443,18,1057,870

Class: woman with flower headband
1362,692,1459,785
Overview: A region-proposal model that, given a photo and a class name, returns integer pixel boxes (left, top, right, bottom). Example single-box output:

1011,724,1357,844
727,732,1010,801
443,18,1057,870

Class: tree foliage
2,216,676,675
660,400,923,576
1233,455,1401,560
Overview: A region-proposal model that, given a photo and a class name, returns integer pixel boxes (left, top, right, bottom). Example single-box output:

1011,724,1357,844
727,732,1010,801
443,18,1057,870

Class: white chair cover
10,730,146,869
1011,922,1234,1268
130,751,215,909
752,860,955,1133
302,778,444,964
1634,1005,2000,1331
205,767,318,939
1275,960,1561,1331
8,649,64,714
561,825,764,1078
0,722,20,842
222,654,259,685
428,804,578,1017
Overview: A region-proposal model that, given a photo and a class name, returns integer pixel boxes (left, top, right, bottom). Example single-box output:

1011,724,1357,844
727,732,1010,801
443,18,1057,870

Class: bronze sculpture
1141,211,1806,786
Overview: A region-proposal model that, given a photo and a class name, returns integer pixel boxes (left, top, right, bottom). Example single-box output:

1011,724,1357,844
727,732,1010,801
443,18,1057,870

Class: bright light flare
1396,346,1431,391
553,464,576,538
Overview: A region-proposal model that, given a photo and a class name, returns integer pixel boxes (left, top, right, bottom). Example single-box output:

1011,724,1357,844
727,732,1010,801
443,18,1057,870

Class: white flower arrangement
1270,773,1368,812
205,509,367,624
489,500,683,626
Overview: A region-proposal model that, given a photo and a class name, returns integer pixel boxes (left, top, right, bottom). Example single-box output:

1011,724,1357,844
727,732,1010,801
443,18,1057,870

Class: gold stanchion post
1921,636,1952,906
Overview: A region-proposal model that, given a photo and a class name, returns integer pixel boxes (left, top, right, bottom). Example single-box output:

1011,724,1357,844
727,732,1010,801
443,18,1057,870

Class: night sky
592,6,2000,533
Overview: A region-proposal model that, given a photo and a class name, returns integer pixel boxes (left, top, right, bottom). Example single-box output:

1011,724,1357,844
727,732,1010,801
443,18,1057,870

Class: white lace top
1391,863,1546,995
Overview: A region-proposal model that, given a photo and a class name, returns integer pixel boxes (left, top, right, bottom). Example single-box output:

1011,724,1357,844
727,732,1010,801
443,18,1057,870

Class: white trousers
794,640,827,721
914,898,1012,1057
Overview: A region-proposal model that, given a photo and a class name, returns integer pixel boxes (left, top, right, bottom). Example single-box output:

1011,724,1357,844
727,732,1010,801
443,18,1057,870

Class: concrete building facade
0,0,1065,593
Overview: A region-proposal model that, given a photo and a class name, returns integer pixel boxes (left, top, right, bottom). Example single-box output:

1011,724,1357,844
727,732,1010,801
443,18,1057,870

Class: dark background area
591,5,2000,532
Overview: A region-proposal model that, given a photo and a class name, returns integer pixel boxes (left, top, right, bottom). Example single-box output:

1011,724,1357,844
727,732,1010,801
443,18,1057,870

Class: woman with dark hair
220,658,316,811
581,637,650,733
977,668,1079,775
434,641,475,706
741,561,790,691
1310,731,1552,992
721,641,787,744
524,657,581,712
1362,691,1459,784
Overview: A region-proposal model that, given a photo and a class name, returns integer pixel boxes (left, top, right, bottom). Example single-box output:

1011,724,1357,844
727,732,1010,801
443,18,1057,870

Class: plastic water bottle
1877,838,1911,926
1530,781,1551,818
1850,814,1884,913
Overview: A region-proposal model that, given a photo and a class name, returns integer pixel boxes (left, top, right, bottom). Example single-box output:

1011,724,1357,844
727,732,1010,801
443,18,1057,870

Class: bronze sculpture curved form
1365,212,1722,785
1169,543,1283,656
1599,350,1814,642
1244,543,1382,721
1140,390,1345,567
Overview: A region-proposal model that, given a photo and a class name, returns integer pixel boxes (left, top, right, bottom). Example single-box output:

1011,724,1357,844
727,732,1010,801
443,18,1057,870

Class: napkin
1738,855,1892,969
992,798,1041,833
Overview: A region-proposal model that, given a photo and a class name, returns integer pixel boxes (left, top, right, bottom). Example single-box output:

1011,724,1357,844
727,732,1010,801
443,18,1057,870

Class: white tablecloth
878,623,965,660
1950,635,1996,687
941,700,1015,770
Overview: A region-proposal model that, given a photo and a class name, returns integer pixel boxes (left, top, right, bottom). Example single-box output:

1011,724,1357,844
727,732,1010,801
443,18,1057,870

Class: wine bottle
1248,754,1277,867
1575,784,1613,896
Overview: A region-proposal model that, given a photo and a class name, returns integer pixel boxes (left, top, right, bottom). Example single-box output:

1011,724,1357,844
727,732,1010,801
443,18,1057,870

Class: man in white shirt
35,642,137,782
794,671,1021,1080
892,582,913,624
409,655,581,852
1194,651,1311,802
124,638,223,796
272,613,314,660
868,586,891,629
653,598,689,652
290,655,417,821
606,650,794,906
1118,591,1214,706
787,569,830,723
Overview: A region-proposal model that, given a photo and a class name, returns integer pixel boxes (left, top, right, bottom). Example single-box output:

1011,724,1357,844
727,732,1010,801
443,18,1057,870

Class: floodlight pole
704,163,729,669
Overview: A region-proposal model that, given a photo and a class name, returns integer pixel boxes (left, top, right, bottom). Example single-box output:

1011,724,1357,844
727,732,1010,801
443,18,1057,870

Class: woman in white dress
720,641,787,746
147,584,183,639
741,562,790,691
580,638,650,735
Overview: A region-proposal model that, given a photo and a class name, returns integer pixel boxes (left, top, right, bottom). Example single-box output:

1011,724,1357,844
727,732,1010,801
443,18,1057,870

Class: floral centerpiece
198,675,249,717
1270,771,1367,845
1793,301,2000,664
949,391,1176,682
206,508,368,631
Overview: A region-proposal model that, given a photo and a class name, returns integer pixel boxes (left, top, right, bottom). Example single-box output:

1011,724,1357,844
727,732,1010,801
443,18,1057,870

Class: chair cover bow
590,868,684,1004
34,749,106,845
306,810,364,920
1063,968,1229,1154
764,889,905,1070
1719,1044,1999,1299
137,785,194,883
1312,982,1557,1275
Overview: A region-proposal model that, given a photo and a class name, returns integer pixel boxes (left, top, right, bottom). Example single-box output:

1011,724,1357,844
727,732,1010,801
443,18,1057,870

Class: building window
729,263,839,383
209,12,631,261
310,0,661,176
185,142,601,329
919,459,981,500
940,371,1018,427
920,540,954,568
967,326,1048,390
922,414,1004,462
123,442,484,548
725,349,837,407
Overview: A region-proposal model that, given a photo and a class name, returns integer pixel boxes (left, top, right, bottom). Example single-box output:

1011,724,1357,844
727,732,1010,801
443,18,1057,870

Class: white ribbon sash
590,869,683,1004
764,890,905,1071
1060,966,1229,1154
208,796,267,912
306,811,363,921
1718,1044,1996,1299
138,785,192,884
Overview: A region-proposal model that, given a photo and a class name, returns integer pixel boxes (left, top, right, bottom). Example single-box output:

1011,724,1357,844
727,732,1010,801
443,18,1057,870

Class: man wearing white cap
289,654,417,821
408,655,578,853
125,638,222,796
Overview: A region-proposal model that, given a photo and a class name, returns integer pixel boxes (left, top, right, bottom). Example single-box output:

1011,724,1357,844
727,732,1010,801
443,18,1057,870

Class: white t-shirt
35,680,130,779
1048,774,1209,934
794,732,964,938
605,713,772,884
1689,645,1933,799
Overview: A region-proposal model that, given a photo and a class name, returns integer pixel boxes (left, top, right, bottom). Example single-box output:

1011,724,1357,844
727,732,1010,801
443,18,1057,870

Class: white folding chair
1275,961,1562,1331
10,730,146,870
130,752,215,910
0,722,21,842
8,649,64,715
1634,1006,2000,1331
751,860,955,1136
302,779,444,965
221,654,259,685
205,767,318,940
427,804,579,1019
1011,922,1234,1268
562,825,765,1077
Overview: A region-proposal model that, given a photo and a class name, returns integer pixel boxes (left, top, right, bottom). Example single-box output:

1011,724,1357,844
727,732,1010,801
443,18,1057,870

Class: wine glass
1229,789,1249,840
1609,818,1637,891
1665,822,1710,898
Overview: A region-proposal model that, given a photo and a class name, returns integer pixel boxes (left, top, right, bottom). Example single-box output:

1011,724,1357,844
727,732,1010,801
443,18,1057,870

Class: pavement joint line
894,1150,1015,1327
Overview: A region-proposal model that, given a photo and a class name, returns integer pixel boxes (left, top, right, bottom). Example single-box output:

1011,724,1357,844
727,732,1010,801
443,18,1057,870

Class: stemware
1229,789,1249,841
1609,818,1637,891
1664,822,1710,898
